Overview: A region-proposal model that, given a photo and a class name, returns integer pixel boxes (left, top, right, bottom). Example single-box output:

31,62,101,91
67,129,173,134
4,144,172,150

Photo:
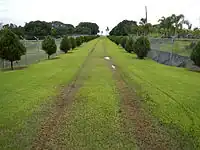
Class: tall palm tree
184,20,192,30
171,14,185,35
158,16,173,37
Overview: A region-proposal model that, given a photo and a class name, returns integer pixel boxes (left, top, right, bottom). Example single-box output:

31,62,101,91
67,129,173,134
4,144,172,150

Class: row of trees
109,14,200,38
108,36,150,59
2,21,99,40
109,35,200,67
0,28,99,70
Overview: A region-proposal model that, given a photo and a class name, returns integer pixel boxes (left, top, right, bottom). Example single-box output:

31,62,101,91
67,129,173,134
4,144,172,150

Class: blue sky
0,0,200,31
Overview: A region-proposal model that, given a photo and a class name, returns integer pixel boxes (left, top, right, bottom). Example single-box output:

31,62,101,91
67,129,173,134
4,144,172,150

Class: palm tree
171,14,185,35
106,27,109,35
184,20,192,30
158,16,173,37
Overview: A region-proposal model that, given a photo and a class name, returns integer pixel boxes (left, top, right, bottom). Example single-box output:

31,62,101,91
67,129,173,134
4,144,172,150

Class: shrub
76,37,82,47
120,36,127,48
125,37,135,53
42,36,57,59
60,36,72,53
191,41,200,66
134,36,151,59
70,37,76,49
0,28,26,70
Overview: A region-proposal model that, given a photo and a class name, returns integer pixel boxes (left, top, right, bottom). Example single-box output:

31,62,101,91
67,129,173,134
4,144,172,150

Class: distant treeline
2,21,99,40
110,14,200,39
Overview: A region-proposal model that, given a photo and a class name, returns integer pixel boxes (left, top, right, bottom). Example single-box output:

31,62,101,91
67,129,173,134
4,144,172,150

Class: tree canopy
0,28,26,69
76,22,99,35
109,20,138,36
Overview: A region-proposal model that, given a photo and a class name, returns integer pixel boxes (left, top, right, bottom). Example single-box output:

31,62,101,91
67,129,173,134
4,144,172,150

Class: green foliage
60,36,72,53
0,28,26,69
24,21,52,39
76,22,99,35
134,36,150,59
51,21,75,36
191,41,200,66
42,36,57,59
76,37,82,47
107,36,121,45
109,20,137,36
125,37,135,53
120,36,127,48
70,37,77,49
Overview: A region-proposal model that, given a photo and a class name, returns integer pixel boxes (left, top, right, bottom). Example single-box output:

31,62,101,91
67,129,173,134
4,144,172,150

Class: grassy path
49,39,136,149
1,37,198,149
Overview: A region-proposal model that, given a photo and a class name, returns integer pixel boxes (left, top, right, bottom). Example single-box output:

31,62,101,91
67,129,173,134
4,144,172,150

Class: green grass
59,39,136,149
160,40,192,56
0,39,97,149
105,38,200,148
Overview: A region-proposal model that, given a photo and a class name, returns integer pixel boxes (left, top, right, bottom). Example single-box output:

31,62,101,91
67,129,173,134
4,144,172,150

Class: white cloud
0,0,200,31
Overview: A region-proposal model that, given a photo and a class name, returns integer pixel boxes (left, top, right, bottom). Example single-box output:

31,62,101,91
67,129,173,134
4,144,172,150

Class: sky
0,0,200,32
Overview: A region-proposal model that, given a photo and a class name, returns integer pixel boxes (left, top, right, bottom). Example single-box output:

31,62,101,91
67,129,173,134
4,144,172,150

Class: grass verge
105,38,200,149
0,39,98,149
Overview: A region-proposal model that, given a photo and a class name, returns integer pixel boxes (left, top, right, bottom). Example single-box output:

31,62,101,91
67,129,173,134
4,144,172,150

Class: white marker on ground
112,65,116,69
104,56,110,60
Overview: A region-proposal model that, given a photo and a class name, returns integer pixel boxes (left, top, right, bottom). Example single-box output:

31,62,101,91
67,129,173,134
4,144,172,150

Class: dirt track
102,41,183,150
31,40,99,150
32,38,184,150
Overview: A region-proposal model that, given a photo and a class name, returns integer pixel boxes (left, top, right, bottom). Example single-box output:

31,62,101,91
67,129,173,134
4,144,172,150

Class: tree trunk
10,61,13,70
48,55,50,59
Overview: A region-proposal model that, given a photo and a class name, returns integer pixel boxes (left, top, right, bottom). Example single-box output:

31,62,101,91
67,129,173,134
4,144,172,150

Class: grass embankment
105,38,200,148
0,39,97,149
58,39,136,149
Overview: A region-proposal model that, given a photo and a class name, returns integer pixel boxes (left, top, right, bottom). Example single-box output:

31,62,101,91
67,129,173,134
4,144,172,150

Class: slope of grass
59,39,136,149
0,39,97,149
105,38,200,147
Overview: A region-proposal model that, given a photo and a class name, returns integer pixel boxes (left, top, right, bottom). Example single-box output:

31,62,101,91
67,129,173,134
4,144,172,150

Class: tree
191,41,200,66
60,36,72,53
70,37,76,49
3,23,25,39
109,20,137,36
106,27,109,35
42,36,57,59
171,14,185,35
0,28,26,70
24,21,52,39
125,37,135,53
134,36,150,59
76,22,99,35
120,36,127,48
76,37,82,47
51,21,75,36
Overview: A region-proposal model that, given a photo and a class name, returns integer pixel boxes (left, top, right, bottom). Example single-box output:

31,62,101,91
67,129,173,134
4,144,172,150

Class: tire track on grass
31,39,99,150
102,41,182,150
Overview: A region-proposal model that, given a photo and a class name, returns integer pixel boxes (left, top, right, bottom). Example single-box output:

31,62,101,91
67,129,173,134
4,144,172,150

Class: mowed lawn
0,39,97,149
57,39,136,149
105,38,200,147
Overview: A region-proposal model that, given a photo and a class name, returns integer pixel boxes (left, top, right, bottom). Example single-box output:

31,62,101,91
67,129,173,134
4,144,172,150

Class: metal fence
148,38,200,69
149,38,198,57
0,39,64,69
